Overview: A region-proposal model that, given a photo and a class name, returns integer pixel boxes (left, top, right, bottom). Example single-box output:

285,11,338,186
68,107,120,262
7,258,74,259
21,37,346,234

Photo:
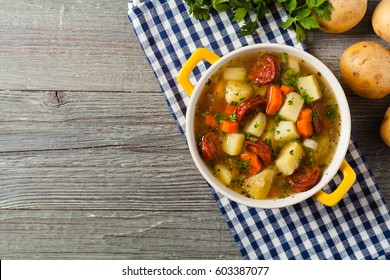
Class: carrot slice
225,104,238,115
280,84,295,96
205,113,219,128
220,120,239,133
240,151,262,176
297,108,314,137
265,84,283,115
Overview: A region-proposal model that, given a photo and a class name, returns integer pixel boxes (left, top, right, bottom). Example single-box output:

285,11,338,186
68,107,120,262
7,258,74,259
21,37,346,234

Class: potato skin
340,41,390,99
317,0,367,33
380,107,390,147
372,0,390,44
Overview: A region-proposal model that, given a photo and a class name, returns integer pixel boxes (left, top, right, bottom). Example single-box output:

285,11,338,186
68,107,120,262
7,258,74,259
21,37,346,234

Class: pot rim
185,43,351,208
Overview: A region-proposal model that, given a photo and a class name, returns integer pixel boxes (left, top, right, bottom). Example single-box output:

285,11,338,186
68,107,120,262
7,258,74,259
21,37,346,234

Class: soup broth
194,51,341,200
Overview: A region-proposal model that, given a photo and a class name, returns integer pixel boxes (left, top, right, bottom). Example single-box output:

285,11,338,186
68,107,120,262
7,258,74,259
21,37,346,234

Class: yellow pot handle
177,48,220,96
314,160,356,207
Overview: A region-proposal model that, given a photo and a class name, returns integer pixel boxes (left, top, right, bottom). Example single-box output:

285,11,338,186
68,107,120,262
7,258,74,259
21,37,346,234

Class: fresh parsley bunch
184,0,333,42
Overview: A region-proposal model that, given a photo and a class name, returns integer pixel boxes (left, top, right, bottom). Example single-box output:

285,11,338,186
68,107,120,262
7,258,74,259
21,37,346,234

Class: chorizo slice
234,96,267,122
245,139,273,167
310,103,330,135
199,132,218,163
288,167,321,192
248,54,280,85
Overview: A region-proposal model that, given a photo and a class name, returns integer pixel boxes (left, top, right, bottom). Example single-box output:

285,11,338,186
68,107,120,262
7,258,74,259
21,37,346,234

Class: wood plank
0,210,240,259
0,144,218,210
0,0,388,260
0,0,159,92
0,90,180,151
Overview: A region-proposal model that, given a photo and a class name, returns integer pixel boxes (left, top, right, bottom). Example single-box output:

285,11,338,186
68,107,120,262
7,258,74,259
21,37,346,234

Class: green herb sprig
183,0,333,42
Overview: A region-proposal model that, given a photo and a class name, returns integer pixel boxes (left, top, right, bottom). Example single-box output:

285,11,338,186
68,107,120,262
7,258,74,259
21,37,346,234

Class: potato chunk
244,112,267,137
261,118,278,151
244,169,276,199
303,138,318,150
254,85,268,97
275,142,305,176
278,92,304,122
214,164,233,186
223,67,247,81
297,75,322,102
221,133,245,156
225,80,253,104
274,121,299,142
287,55,300,73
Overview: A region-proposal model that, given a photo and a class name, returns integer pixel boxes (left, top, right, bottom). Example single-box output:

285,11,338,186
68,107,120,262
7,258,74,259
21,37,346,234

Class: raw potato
340,41,390,99
380,107,390,147
316,0,367,33
372,0,390,44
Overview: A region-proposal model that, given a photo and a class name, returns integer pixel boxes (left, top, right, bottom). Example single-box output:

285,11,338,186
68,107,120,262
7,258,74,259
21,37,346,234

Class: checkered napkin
128,0,390,259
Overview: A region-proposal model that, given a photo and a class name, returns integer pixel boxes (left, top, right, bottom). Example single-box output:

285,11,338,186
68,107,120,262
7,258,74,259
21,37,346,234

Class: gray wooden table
0,0,388,259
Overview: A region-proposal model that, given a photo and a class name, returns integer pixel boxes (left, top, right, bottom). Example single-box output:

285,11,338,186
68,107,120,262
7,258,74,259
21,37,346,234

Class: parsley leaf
214,112,225,124
295,22,306,42
313,2,333,20
212,0,230,12
184,0,333,42
233,7,248,22
239,21,259,36
280,0,333,42
299,15,320,29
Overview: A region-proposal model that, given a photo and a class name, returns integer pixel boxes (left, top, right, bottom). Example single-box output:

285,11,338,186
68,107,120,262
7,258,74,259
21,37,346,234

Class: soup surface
194,51,341,200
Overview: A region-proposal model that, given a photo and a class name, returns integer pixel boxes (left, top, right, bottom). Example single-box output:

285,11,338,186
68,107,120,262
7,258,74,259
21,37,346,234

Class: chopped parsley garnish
282,68,299,87
264,138,272,147
299,87,314,103
326,104,338,119
274,114,281,123
229,113,238,122
312,108,320,120
244,132,258,142
214,112,225,124
307,148,316,165
237,159,251,175
280,52,288,64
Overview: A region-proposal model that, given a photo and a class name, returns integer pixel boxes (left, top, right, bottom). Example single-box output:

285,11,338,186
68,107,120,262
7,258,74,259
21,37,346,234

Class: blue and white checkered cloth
128,0,390,259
